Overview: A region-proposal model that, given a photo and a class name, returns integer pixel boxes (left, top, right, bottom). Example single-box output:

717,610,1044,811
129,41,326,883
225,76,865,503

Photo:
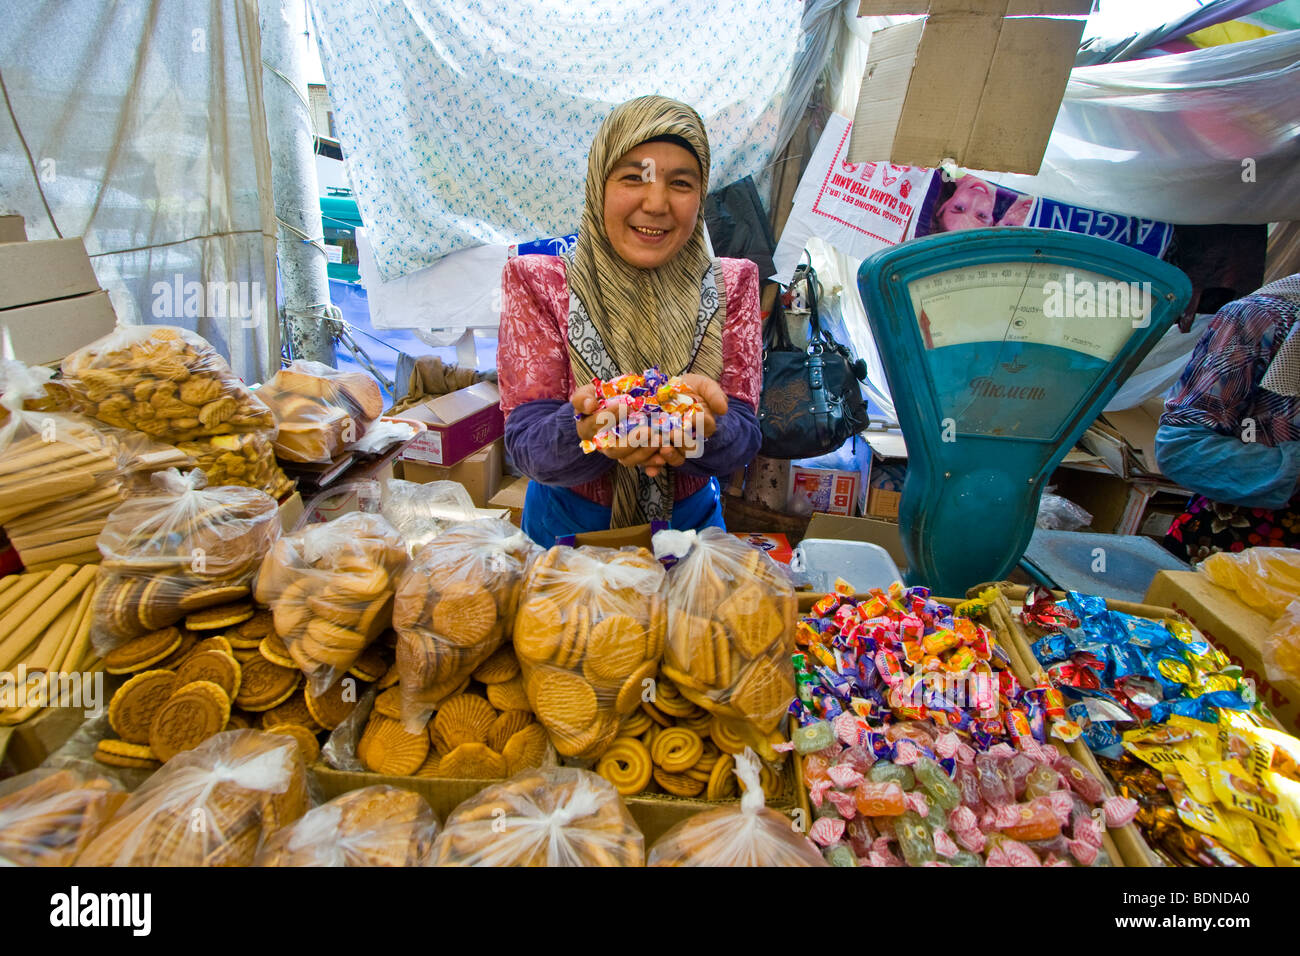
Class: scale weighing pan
856,228,1191,596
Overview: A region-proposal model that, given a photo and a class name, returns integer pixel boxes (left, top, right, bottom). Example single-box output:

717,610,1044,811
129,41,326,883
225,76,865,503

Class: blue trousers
522,477,725,549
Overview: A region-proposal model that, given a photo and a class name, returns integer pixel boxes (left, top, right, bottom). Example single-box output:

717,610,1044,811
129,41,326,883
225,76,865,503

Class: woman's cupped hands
572,374,728,479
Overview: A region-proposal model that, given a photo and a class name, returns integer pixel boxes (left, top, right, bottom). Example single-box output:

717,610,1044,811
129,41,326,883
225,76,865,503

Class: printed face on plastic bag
512,546,667,761
430,767,644,866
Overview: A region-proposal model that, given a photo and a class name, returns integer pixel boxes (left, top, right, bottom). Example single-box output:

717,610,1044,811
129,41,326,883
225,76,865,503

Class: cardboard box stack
396,382,506,508
0,224,117,369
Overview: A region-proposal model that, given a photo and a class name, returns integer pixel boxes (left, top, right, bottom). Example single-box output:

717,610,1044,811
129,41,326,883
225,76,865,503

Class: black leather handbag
757,263,869,460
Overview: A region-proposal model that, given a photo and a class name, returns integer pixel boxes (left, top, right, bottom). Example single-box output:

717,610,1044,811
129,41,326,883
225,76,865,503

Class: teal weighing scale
856,228,1192,596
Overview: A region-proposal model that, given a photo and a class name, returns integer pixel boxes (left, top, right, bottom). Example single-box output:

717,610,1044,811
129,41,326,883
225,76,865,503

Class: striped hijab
565,96,727,527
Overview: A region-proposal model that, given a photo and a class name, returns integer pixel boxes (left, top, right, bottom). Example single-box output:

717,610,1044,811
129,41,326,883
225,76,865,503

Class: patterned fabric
1164,496,1300,566
308,0,800,281
1161,275,1300,445
562,96,725,528
498,254,761,508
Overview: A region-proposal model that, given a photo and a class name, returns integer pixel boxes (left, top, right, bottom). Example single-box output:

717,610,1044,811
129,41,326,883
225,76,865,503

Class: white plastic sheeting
972,30,1300,225
0,0,279,384
308,0,802,284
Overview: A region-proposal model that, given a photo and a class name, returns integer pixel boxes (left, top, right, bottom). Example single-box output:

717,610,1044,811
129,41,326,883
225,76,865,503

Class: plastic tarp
308,0,802,284
971,30,1300,226
0,0,278,385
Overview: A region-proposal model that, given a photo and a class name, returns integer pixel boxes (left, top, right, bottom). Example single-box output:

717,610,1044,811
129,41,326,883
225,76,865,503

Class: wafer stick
2,486,121,533
16,535,103,568
0,470,98,497
62,584,98,673
22,553,101,573
0,565,94,669
0,433,48,456
0,571,57,620
0,477,98,522
10,521,109,552
30,581,95,673
0,700,41,726
0,572,65,632
0,576,15,599
0,445,110,479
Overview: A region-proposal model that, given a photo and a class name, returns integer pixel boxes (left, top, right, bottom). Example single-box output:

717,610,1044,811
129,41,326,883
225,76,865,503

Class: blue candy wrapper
1068,701,1125,758
1065,591,1107,621
1032,634,1072,665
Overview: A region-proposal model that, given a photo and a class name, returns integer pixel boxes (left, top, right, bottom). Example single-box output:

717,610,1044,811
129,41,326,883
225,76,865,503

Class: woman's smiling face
603,140,702,270
936,176,995,231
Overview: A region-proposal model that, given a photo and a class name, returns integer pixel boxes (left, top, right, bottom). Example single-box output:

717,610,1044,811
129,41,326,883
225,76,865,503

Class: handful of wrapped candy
789,580,1135,866
577,367,705,453
1020,586,1264,759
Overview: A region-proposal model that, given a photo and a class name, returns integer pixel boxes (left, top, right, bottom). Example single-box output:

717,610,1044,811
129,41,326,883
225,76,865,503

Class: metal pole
259,0,335,366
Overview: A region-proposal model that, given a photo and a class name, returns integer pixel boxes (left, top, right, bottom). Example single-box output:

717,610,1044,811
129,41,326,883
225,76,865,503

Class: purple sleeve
675,399,762,479
504,398,617,487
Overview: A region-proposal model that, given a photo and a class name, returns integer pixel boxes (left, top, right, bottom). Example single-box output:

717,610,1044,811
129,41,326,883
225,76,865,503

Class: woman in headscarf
497,96,763,547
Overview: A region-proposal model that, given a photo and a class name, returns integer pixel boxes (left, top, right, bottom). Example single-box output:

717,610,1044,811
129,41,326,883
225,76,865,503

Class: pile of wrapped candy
1021,586,1300,866
1021,587,1264,755
792,582,1062,741
578,367,704,453
1101,716,1300,867
790,582,1136,866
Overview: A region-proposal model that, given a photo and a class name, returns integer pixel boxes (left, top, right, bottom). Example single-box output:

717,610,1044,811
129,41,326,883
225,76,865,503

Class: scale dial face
905,262,1151,440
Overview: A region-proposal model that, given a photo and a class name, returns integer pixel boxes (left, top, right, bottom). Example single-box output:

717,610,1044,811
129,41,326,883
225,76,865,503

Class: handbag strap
762,287,797,352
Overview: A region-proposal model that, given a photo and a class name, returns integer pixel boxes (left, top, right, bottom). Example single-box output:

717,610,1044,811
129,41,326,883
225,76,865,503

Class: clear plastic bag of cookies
254,512,407,695
513,545,666,761
430,767,644,866
175,432,295,499
93,469,280,653
656,528,797,735
393,519,541,729
647,749,828,867
0,359,123,525
0,765,129,866
255,785,439,866
75,729,309,866
257,360,384,464
59,324,274,443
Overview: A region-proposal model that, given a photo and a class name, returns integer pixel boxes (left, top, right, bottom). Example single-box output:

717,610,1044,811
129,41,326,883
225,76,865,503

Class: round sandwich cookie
185,601,255,631
108,669,178,745
148,680,231,762
234,656,301,712
104,627,183,675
